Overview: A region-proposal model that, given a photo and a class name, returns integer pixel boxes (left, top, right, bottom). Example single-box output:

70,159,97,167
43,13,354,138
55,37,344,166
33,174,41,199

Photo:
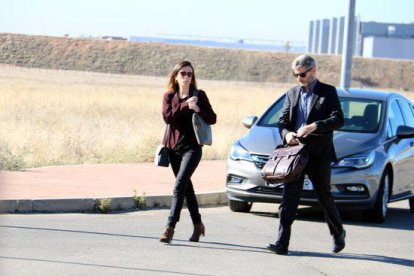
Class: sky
1,0,413,45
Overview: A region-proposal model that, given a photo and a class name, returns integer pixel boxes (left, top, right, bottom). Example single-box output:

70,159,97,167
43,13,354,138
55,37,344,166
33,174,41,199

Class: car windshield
258,96,382,134
339,98,382,133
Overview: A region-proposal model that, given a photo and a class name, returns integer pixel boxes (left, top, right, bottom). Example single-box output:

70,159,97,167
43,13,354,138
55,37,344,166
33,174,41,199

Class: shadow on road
0,256,210,275
289,251,414,267
171,240,414,268
250,205,414,231
1,224,413,268
0,224,267,254
0,224,159,240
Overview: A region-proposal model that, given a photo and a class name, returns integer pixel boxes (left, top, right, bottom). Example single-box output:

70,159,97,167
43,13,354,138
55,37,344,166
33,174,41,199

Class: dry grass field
0,65,294,169
1,34,413,170
2,65,413,170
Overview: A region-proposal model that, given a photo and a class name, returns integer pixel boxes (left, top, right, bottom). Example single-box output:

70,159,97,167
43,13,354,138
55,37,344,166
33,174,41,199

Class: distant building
100,36,127,41
308,18,414,60
129,35,306,53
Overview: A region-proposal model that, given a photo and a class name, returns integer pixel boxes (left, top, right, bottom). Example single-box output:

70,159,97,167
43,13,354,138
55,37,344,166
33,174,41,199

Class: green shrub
97,198,112,213
0,143,25,171
133,190,147,209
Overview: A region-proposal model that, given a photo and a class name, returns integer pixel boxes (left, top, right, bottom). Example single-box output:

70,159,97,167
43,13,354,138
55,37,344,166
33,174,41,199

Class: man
267,55,346,255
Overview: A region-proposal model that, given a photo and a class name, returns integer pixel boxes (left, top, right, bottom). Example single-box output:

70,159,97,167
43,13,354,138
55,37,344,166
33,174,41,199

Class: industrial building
308,18,414,60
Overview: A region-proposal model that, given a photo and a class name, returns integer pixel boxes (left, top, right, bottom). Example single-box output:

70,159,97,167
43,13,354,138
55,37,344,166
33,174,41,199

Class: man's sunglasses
292,67,312,78
179,71,193,78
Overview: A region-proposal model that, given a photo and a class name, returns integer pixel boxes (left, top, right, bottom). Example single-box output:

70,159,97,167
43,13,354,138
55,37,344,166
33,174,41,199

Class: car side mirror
242,116,258,129
396,125,414,139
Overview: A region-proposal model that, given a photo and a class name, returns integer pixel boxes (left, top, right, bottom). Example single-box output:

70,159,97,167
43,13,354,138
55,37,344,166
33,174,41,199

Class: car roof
337,87,409,102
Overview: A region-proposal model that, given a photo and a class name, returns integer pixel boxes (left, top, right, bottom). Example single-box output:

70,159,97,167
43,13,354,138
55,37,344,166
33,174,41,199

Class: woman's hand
187,96,200,112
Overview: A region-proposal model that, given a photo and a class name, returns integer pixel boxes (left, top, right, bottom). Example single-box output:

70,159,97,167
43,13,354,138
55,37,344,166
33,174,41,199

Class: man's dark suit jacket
278,80,344,161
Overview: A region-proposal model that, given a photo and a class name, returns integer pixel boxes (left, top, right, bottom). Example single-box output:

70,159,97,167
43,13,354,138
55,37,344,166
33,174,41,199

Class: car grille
251,185,318,198
251,154,268,169
252,185,281,194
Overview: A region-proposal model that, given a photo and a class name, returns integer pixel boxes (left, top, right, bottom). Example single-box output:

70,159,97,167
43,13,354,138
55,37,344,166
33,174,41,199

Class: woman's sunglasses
179,71,193,78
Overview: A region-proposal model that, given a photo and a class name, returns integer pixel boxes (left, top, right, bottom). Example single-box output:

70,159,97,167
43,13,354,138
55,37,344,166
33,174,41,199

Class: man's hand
285,132,299,145
296,123,317,138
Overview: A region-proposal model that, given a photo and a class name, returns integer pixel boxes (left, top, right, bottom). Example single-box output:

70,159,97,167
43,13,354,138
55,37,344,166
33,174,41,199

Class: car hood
238,126,381,158
238,126,282,155
333,131,381,159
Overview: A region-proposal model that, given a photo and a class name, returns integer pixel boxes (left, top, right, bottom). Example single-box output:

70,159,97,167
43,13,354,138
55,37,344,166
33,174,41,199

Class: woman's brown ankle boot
160,226,175,243
189,223,205,242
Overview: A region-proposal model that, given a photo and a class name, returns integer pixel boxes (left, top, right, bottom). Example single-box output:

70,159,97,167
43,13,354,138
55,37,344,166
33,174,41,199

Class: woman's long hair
167,61,198,93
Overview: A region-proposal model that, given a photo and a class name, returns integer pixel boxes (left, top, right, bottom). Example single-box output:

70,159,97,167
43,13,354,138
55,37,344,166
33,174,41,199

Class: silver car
226,88,414,223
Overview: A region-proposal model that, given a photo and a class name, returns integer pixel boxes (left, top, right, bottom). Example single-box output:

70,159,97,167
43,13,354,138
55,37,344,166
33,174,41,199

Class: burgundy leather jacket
162,89,217,149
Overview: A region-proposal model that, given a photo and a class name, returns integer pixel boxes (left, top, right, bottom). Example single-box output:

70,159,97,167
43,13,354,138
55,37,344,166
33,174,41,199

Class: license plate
303,178,313,190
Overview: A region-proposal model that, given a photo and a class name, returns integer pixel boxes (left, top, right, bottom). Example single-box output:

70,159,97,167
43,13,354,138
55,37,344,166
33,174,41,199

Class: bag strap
192,90,201,113
162,124,171,146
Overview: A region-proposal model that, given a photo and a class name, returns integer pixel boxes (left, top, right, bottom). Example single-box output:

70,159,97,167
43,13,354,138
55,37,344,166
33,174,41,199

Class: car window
339,98,382,133
257,95,383,132
257,95,286,127
397,99,414,128
387,99,406,138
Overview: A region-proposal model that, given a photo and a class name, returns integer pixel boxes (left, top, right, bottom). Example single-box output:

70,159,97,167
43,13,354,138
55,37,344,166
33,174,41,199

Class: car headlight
229,141,254,162
332,150,375,169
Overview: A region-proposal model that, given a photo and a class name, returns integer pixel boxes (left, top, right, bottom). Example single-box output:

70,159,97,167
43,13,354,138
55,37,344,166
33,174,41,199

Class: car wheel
229,200,252,213
409,198,414,213
363,171,390,223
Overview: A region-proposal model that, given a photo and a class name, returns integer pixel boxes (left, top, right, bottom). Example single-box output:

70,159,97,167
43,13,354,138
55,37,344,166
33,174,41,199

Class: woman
160,61,217,244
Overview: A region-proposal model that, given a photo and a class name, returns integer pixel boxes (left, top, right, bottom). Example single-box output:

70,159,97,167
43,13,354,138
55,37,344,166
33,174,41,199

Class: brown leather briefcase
261,144,308,184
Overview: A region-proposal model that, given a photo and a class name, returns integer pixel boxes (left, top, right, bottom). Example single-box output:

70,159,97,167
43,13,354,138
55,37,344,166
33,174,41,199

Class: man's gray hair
291,55,316,70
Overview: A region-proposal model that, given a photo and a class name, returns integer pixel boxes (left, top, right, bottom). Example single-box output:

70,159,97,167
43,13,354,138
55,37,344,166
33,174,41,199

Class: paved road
0,202,413,275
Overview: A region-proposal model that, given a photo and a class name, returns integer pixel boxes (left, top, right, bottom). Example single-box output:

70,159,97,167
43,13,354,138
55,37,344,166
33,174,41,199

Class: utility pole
340,0,356,89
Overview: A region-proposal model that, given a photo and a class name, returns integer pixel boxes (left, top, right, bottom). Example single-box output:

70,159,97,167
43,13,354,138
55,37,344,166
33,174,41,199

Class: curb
0,191,228,213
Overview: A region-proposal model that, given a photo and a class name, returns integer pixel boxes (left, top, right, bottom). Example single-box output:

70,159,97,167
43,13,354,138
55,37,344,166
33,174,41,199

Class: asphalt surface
0,161,227,213
1,202,413,275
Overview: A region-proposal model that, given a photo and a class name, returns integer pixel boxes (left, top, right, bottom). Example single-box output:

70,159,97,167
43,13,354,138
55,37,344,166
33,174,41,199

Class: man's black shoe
267,243,288,255
332,230,346,253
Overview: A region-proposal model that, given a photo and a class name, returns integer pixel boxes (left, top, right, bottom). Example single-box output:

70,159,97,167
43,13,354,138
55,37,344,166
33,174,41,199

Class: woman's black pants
167,148,202,228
